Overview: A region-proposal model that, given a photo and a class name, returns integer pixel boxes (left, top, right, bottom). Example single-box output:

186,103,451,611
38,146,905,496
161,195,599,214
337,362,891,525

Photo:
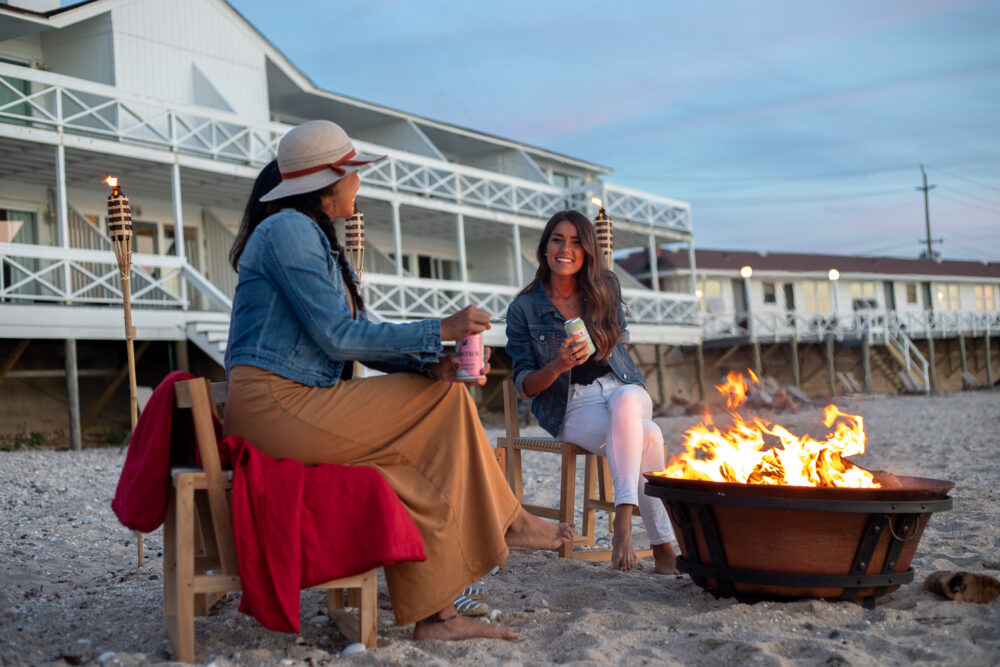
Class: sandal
453,594,489,617
463,581,487,601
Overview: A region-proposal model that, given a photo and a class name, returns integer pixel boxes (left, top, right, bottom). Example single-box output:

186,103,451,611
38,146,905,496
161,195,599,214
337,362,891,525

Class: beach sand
1,391,998,665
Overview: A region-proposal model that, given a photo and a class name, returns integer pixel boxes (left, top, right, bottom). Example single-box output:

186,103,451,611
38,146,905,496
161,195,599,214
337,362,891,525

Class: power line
695,187,912,208
618,163,917,183
934,191,1000,216
929,165,1000,194
937,184,1000,209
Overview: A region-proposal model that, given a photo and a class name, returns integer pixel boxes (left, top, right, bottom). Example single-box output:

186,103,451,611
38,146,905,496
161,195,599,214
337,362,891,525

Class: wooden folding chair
163,377,378,663
495,379,650,561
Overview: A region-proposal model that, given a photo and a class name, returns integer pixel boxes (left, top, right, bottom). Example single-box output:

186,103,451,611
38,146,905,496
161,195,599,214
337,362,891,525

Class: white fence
0,62,691,232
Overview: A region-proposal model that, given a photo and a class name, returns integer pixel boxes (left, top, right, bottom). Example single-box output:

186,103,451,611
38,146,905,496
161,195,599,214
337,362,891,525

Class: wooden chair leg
580,454,598,548
599,458,616,532
163,490,179,653
172,477,196,663
558,448,577,558
510,447,525,503
358,571,377,648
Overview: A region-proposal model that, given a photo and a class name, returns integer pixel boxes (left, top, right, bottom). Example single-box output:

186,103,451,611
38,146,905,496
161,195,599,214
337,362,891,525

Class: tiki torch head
105,176,133,275
344,203,365,278
592,196,613,269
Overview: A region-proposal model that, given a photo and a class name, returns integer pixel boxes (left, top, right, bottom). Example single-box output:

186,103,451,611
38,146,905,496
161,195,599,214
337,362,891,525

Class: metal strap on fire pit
678,561,914,590
649,486,952,515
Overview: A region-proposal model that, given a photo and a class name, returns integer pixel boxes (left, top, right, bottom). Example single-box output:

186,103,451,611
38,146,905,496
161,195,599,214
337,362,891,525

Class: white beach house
0,0,698,439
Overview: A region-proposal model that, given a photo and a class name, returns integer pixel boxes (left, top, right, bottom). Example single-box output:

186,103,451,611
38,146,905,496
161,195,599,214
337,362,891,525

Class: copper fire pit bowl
644,474,954,607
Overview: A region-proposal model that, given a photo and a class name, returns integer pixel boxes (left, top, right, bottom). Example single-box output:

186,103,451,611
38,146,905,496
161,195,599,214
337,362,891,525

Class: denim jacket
505,283,644,437
225,208,442,386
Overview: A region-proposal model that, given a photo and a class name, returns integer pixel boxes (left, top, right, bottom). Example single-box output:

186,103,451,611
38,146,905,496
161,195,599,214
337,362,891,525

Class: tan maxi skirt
223,364,521,626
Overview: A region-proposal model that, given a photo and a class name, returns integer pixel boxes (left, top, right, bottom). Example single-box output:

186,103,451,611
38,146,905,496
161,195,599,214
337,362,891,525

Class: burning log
924,571,1000,603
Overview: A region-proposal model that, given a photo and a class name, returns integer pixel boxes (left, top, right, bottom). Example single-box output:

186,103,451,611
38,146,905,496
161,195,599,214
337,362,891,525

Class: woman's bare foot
652,542,681,575
413,606,518,641
505,508,575,550
612,505,638,572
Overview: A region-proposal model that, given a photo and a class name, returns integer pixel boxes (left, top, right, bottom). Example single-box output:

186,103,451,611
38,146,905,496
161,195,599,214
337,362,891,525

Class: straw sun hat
259,120,386,202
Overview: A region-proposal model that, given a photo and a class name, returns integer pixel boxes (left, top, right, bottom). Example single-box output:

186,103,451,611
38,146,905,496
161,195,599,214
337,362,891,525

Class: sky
228,0,1000,261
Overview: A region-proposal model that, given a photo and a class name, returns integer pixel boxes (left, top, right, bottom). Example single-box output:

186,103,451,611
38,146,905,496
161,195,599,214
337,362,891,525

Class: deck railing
702,309,999,342
0,62,691,232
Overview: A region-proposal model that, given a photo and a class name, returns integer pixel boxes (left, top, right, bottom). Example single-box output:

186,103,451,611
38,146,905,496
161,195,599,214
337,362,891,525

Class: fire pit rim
642,480,953,515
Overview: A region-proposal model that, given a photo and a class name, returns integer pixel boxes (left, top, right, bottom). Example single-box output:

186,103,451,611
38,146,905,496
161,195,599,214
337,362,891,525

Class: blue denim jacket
505,283,644,437
225,208,442,386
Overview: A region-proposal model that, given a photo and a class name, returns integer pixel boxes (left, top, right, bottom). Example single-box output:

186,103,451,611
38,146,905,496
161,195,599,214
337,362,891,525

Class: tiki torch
105,175,143,566
592,197,613,269
344,203,365,282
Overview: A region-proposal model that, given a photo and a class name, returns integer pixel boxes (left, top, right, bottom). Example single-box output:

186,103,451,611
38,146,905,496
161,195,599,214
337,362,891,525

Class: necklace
547,289,577,310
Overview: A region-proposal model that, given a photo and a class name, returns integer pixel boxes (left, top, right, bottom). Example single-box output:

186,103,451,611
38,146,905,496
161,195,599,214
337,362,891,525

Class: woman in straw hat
505,211,679,575
225,120,574,641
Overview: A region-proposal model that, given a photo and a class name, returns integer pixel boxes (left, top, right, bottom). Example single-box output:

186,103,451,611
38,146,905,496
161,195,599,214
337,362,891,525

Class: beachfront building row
620,248,1000,396
0,0,698,440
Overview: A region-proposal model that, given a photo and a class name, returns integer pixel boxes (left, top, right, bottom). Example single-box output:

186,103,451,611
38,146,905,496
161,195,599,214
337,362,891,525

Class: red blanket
112,372,426,634
112,370,200,533
221,436,425,633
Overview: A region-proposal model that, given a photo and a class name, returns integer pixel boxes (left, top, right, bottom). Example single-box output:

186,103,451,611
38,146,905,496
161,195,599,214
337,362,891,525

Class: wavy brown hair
518,210,621,361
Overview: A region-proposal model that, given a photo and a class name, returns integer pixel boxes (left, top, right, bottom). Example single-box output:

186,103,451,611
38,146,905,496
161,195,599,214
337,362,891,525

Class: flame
654,370,880,488
104,175,118,188
591,196,603,208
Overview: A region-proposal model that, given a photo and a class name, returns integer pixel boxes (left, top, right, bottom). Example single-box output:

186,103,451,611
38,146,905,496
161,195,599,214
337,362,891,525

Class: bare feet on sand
612,505,638,572
505,508,575,549
652,542,681,575
413,606,518,641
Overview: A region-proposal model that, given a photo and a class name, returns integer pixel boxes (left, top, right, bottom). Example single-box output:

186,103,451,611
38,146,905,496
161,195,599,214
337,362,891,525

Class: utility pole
916,164,940,260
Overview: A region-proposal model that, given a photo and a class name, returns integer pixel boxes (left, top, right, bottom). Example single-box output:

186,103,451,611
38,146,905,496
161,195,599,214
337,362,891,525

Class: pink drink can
564,317,596,356
457,332,484,379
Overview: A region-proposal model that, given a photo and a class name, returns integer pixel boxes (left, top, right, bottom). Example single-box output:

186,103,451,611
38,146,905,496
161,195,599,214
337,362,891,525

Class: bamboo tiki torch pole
106,175,143,566
344,203,365,378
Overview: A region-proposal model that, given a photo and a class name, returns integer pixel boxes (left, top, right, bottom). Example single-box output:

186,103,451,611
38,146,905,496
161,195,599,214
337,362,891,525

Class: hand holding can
455,332,485,382
564,317,596,358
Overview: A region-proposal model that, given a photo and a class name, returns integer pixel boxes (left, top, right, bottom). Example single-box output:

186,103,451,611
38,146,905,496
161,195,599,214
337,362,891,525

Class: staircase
186,318,230,367
868,323,930,394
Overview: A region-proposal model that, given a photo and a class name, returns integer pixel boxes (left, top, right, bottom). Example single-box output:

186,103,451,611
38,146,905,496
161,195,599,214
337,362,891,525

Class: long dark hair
519,210,621,361
229,161,364,313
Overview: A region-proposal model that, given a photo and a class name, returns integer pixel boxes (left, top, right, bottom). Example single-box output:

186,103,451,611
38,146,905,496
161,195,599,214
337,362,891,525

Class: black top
570,356,611,386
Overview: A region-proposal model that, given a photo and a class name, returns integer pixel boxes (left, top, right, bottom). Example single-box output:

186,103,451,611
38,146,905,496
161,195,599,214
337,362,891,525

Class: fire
104,175,118,188
654,370,880,488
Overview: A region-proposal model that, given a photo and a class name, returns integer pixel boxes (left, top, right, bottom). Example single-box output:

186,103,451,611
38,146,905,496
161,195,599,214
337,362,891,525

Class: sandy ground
1,390,998,666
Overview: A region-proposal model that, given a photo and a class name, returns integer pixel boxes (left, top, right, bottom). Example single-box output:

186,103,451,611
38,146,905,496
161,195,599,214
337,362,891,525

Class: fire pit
644,474,952,605
646,370,954,606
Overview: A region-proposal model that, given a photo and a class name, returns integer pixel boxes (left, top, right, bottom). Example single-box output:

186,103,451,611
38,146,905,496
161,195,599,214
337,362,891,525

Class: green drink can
564,317,596,357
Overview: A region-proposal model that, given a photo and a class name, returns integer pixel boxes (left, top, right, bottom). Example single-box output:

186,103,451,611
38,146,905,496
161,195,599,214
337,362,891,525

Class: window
850,281,877,310
974,285,996,311
416,254,459,280
906,283,918,305
934,283,960,311
802,280,830,313
762,281,776,304
697,278,724,313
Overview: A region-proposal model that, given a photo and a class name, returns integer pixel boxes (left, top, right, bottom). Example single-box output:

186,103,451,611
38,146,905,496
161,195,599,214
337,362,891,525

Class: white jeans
558,374,675,545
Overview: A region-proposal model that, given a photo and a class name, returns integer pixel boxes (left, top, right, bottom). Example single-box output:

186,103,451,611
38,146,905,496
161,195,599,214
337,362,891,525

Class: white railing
0,242,235,312
883,323,930,393
362,272,700,325
0,62,692,231
702,309,998,342
571,182,692,235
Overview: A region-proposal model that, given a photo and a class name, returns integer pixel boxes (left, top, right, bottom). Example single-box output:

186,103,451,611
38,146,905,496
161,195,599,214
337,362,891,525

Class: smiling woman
505,210,681,575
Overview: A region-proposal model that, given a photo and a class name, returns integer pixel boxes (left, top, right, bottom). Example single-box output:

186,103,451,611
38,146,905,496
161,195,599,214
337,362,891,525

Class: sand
1,390,998,666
